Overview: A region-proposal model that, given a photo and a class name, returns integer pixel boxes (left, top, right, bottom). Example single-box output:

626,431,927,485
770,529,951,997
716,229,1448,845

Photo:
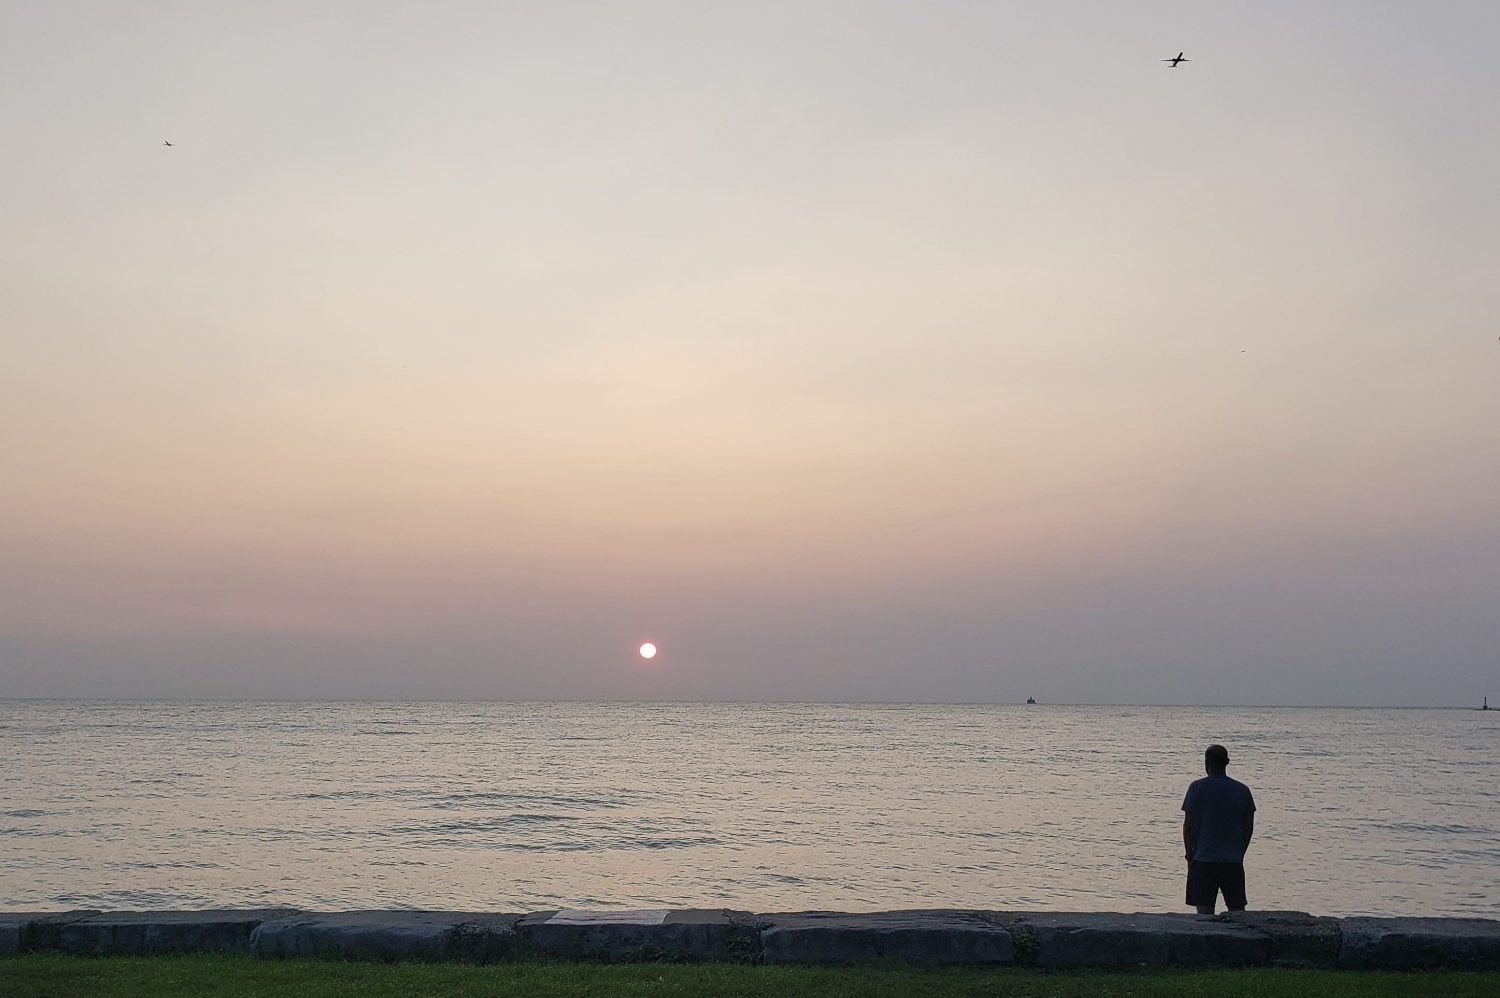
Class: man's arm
1183,813,1197,861
1242,809,1254,852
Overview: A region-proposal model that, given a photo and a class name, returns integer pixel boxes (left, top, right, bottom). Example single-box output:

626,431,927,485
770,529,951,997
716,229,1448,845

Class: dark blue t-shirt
1182,773,1256,863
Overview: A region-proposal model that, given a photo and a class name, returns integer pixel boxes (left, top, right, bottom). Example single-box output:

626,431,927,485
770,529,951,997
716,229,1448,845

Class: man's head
1205,744,1230,775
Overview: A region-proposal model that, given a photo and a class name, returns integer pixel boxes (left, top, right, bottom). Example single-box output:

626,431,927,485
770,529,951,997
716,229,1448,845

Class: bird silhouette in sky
163,140,173,147
1162,52,1189,68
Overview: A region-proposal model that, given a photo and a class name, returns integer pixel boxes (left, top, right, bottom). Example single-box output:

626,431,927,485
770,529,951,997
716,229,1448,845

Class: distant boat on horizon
1026,696,1037,705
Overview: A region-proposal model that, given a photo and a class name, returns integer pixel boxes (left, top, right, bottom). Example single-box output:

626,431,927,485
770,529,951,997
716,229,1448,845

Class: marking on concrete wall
545,909,670,926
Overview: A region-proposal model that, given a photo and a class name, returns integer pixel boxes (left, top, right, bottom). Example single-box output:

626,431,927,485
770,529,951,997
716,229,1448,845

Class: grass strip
3,955,1499,998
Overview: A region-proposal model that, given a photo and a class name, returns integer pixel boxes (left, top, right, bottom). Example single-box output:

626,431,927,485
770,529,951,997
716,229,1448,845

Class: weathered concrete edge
2,909,1498,969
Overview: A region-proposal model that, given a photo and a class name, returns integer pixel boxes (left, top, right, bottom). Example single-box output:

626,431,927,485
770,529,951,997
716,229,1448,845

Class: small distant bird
1162,51,1189,68
163,140,173,146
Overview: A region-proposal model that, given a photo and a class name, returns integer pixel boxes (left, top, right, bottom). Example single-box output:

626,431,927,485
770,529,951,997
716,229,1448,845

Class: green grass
2,956,1498,998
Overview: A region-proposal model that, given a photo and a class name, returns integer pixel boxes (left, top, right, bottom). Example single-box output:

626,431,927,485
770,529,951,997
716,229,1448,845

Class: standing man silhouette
1182,744,1256,914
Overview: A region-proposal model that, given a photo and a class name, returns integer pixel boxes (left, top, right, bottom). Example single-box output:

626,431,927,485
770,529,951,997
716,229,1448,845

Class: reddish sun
638,642,658,660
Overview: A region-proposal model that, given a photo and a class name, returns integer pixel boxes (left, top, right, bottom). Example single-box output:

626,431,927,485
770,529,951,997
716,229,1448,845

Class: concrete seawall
3,908,1498,970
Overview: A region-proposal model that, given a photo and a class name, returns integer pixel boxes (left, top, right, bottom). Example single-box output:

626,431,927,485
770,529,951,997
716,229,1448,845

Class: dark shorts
1186,861,1247,909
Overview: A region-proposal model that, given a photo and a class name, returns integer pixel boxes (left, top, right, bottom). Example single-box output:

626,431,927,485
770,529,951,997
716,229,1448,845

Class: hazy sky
3,2,1497,704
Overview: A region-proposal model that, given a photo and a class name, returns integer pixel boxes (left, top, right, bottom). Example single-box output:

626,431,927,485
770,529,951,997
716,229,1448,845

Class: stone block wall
2,907,1497,969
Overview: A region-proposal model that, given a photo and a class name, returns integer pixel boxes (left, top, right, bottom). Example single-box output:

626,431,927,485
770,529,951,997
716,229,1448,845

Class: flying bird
1162,52,1189,67
163,140,173,146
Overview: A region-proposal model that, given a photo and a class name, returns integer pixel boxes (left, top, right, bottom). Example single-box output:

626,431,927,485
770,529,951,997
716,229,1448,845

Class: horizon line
0,696,1489,710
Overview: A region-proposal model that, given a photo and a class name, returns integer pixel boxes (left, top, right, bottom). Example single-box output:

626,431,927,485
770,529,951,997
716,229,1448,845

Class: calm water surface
0,701,1495,916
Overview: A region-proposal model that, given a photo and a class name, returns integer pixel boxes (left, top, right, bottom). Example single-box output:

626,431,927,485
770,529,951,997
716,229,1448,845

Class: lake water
0,700,1495,917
